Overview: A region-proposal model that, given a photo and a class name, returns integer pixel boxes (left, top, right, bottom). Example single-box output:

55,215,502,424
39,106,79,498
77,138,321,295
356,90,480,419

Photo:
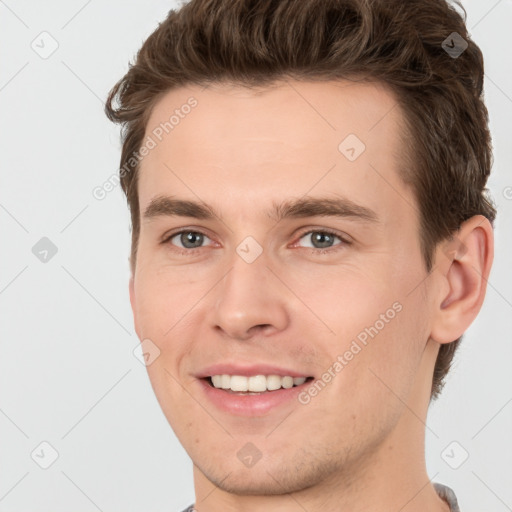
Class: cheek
131,275,195,424
336,290,429,415
305,311,423,444
133,267,202,339
134,271,197,415
303,264,428,398
296,266,398,340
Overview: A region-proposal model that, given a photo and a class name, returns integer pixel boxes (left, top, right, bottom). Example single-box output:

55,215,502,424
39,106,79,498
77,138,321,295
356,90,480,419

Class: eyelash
161,228,351,256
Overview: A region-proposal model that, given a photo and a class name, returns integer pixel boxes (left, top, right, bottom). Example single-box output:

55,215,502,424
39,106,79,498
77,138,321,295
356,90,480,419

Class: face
130,80,436,495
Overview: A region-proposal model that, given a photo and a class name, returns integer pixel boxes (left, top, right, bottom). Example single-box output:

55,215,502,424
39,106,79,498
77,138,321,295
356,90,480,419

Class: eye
161,228,350,256
294,229,349,252
162,230,213,252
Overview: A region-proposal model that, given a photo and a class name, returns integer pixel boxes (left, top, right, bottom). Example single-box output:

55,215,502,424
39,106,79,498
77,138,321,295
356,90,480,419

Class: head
105,0,495,499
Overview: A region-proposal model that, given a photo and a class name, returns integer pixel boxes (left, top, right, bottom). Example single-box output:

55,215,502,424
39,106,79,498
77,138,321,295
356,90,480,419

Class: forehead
138,79,410,224
144,79,402,157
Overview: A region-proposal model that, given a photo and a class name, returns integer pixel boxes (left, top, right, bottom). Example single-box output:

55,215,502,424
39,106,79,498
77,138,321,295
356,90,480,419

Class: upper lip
196,363,312,379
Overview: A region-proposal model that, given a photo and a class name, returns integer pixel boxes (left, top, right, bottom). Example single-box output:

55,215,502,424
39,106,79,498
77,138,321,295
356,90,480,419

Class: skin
129,79,493,512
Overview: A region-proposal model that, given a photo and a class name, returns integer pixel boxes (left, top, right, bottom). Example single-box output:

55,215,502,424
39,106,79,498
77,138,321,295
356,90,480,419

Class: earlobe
429,215,494,345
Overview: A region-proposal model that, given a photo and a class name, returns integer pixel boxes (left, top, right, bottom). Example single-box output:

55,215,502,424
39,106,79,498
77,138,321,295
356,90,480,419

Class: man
105,0,495,510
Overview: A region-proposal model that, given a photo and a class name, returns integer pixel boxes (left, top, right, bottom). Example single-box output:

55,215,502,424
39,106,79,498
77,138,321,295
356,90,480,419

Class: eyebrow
142,195,379,224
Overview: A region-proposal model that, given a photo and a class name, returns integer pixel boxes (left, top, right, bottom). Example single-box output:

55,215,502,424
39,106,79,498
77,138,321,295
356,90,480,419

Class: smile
209,374,311,393
197,372,314,416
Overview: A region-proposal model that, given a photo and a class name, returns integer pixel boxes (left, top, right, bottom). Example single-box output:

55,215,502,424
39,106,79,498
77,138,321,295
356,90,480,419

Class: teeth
221,374,231,389
230,375,248,392
282,376,293,389
249,375,267,392
267,375,282,391
209,374,309,392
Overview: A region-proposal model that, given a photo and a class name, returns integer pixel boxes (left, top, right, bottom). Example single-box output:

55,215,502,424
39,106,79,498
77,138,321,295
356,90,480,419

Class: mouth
202,374,315,394
195,365,316,416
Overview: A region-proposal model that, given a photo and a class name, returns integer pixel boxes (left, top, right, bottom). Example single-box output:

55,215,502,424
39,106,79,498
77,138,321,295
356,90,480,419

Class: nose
210,251,290,341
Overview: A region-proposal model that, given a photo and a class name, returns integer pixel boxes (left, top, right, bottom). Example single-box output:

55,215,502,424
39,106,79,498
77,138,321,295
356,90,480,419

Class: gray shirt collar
434,482,460,511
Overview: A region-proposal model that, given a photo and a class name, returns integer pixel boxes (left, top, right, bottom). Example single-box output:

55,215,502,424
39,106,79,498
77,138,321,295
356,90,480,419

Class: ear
429,215,494,344
129,274,140,340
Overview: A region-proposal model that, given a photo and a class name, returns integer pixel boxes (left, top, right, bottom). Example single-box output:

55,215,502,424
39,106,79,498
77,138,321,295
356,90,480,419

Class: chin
194,449,339,497
202,468,308,496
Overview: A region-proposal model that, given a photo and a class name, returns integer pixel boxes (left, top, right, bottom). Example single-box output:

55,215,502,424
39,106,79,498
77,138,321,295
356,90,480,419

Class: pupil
313,232,332,249
182,232,203,248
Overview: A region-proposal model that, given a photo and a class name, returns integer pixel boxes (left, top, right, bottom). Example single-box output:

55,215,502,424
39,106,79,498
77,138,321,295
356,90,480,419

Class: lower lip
197,378,310,416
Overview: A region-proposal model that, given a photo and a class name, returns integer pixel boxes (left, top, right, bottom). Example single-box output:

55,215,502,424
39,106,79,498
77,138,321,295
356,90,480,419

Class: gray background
1,1,511,511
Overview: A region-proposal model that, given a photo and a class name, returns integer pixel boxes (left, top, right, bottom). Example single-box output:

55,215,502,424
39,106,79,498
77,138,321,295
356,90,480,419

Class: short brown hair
105,0,496,399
